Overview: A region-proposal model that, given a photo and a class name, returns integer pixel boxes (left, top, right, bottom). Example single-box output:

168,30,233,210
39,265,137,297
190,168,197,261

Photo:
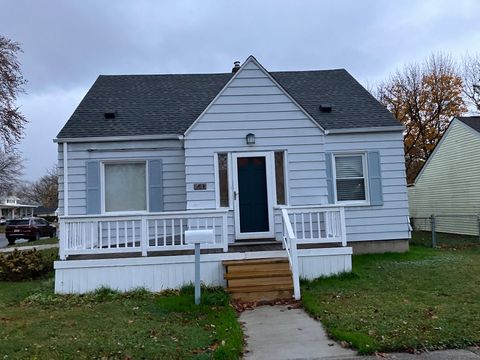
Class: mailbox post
184,229,215,305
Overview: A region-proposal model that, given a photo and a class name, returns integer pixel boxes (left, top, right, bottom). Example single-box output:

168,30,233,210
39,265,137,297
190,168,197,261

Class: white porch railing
59,209,229,259
280,205,347,300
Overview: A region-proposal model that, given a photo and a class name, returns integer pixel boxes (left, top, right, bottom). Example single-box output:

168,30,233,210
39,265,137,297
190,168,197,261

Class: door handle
234,191,238,200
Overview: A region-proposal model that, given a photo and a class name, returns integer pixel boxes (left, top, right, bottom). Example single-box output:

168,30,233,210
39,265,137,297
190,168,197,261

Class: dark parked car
5,217,56,245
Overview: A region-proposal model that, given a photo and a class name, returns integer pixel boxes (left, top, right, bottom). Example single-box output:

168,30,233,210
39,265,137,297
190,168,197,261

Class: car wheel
7,237,15,245
49,230,56,238
31,232,40,242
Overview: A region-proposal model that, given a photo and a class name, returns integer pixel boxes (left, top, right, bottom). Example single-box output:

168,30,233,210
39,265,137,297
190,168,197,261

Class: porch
55,205,352,297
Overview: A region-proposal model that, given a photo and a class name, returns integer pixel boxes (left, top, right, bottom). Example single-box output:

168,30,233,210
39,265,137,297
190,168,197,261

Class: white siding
54,247,352,294
320,131,410,242
184,59,327,241
58,139,186,216
185,58,409,243
409,120,480,235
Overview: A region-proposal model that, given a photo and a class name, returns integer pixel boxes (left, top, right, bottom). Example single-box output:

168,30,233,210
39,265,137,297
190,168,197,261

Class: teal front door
237,156,270,233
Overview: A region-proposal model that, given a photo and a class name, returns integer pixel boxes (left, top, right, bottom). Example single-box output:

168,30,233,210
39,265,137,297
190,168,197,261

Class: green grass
302,246,480,354
0,279,243,359
0,225,5,233
411,231,480,248
7,236,59,247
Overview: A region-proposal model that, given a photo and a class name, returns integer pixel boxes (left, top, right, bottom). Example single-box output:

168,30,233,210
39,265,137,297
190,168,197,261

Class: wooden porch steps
223,257,293,302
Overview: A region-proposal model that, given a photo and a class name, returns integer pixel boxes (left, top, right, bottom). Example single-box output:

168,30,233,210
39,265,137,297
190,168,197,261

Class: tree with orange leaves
376,54,467,184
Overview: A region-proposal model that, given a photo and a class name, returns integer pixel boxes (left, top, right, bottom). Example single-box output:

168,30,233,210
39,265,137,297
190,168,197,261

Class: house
34,205,58,218
0,195,37,220
54,56,410,298
408,116,480,235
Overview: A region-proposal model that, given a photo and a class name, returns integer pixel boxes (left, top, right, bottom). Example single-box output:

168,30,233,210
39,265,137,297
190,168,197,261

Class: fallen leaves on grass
231,298,301,312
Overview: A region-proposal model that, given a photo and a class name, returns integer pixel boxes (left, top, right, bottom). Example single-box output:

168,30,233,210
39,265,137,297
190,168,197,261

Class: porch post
340,207,347,246
63,142,69,216
141,218,148,256
222,213,228,252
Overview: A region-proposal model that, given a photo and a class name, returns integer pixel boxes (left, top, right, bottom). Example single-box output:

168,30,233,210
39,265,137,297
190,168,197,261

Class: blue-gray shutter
148,159,164,212
325,153,334,204
86,161,101,214
367,151,383,206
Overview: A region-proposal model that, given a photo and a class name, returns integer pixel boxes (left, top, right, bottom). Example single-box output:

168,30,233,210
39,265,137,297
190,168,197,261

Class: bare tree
461,53,480,113
0,149,23,194
18,166,58,209
376,53,467,183
0,35,27,149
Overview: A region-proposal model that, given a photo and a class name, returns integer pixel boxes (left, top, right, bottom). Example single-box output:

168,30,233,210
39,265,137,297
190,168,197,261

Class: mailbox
184,228,215,305
184,229,215,244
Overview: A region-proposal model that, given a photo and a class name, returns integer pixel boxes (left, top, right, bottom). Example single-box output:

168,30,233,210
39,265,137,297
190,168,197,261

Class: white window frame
100,160,149,215
332,152,369,205
214,152,233,210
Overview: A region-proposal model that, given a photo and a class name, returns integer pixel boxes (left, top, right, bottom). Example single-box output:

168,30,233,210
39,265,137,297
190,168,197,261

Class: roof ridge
97,68,347,78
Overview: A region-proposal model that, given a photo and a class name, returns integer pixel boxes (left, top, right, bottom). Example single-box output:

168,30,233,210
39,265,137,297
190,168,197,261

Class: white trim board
55,134,182,143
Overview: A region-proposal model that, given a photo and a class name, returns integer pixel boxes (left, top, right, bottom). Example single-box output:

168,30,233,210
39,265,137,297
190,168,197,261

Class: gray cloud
1,0,479,180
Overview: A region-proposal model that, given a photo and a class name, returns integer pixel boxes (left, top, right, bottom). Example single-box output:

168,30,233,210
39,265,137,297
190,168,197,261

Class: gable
414,119,480,187
185,57,324,137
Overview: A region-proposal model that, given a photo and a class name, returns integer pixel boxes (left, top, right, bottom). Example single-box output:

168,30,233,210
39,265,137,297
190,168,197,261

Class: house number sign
194,183,207,191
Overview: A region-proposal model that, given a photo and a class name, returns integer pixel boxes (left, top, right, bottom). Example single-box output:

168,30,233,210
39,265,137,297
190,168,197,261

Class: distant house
409,116,480,235
34,206,58,218
54,56,410,297
0,195,37,220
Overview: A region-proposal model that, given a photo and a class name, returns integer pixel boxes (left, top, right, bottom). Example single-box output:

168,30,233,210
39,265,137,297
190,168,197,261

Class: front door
233,152,274,239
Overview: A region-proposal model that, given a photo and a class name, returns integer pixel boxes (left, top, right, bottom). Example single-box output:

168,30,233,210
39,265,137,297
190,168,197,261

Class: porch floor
66,240,342,261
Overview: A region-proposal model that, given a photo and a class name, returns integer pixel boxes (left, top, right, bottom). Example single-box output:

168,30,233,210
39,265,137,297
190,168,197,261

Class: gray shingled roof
57,69,399,139
458,116,480,133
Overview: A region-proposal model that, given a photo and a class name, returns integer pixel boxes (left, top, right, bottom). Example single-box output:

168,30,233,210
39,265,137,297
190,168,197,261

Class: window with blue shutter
334,154,367,202
325,153,334,204
86,161,101,214
367,151,383,206
148,159,164,212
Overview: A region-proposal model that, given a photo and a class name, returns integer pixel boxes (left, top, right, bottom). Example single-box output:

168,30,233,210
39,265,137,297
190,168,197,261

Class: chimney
232,61,241,73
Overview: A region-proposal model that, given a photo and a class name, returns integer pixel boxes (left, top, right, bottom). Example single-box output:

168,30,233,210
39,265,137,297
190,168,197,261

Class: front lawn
0,277,243,359
7,236,59,247
302,246,480,354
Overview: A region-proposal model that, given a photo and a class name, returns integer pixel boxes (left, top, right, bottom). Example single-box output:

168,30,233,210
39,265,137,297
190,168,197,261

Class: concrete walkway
240,305,356,360
0,243,58,253
239,305,480,360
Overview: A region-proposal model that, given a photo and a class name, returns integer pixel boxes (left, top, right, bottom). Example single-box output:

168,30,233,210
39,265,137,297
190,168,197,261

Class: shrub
0,249,57,281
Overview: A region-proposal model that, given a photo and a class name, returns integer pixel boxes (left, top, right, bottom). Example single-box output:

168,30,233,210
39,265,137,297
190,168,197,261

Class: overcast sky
2,0,480,180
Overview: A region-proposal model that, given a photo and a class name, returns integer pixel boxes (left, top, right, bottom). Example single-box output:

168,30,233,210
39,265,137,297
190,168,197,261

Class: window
104,162,147,212
274,151,286,205
334,154,367,202
217,154,229,207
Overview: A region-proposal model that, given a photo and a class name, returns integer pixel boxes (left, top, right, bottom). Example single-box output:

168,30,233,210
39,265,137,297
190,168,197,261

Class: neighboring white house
409,116,480,235
54,56,410,296
0,196,37,220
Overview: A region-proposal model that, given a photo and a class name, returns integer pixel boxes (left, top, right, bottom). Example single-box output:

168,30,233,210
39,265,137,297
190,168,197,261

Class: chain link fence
410,215,480,248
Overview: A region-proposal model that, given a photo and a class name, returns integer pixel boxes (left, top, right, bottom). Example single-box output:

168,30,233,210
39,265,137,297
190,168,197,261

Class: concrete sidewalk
239,305,480,360
0,243,58,253
240,305,356,360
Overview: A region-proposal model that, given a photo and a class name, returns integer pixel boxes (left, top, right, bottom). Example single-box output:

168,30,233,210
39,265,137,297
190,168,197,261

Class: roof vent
319,104,332,113
104,112,116,119
232,61,241,73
